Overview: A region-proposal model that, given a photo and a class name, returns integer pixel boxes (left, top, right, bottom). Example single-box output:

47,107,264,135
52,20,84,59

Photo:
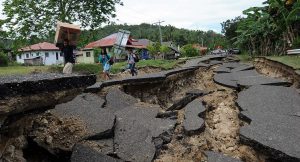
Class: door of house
56,52,59,60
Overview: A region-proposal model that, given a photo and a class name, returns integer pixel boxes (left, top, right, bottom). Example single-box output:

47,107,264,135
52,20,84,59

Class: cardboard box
54,21,81,45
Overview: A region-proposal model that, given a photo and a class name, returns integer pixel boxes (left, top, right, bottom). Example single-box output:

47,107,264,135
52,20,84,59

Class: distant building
17,42,63,65
80,33,150,63
193,44,208,55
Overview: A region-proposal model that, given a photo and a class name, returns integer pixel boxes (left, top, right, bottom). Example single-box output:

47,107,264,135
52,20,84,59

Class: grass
266,55,300,69
110,59,184,74
0,66,49,75
235,53,253,62
0,59,183,76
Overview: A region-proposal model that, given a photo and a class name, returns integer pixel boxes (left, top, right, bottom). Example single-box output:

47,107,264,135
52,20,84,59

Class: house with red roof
78,33,151,63
17,42,63,65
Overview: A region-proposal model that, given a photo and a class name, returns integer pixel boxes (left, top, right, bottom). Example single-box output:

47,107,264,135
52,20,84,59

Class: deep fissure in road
1,60,292,162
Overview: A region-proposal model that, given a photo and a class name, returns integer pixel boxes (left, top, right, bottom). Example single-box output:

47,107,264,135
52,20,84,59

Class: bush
48,63,102,74
73,64,102,74
0,53,8,67
292,37,300,48
180,44,199,57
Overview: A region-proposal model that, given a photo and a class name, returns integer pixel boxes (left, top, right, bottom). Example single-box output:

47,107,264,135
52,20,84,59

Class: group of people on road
98,47,139,80
57,39,139,80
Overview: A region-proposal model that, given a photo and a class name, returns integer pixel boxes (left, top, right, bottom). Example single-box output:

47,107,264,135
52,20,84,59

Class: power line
152,20,164,44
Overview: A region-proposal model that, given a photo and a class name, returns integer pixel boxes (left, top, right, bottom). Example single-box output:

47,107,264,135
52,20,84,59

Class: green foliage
223,0,300,56
3,0,122,40
160,45,171,54
48,64,102,74
236,53,253,62
0,66,49,75
77,24,226,49
147,42,161,57
292,37,300,48
93,48,102,62
180,44,199,57
110,61,128,74
0,52,8,67
221,16,243,45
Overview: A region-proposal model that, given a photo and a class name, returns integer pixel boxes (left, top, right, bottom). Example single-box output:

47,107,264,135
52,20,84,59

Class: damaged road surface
1,55,299,162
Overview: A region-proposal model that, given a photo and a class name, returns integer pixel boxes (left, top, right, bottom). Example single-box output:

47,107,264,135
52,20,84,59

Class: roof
84,33,150,50
19,42,59,52
84,33,118,49
131,39,152,47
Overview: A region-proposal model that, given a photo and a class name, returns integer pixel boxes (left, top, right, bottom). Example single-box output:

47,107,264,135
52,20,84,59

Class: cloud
0,0,265,33
115,0,265,32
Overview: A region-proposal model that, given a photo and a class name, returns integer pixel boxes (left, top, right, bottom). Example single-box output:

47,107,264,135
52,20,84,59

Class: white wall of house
17,50,64,65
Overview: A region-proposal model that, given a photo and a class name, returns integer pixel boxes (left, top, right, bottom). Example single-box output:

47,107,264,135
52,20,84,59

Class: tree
147,42,161,58
180,44,199,57
159,45,171,54
221,16,243,45
3,0,123,39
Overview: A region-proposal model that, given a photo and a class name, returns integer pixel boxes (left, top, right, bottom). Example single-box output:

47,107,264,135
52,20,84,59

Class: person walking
56,39,76,74
127,48,138,76
98,48,112,80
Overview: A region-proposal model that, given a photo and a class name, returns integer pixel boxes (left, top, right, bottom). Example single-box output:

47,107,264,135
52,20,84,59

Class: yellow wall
77,50,96,64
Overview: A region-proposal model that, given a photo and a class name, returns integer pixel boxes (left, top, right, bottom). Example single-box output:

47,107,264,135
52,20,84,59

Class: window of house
45,52,49,57
60,52,63,57
56,52,59,60
36,52,39,56
86,52,91,57
31,53,33,57
19,55,21,59
26,54,29,58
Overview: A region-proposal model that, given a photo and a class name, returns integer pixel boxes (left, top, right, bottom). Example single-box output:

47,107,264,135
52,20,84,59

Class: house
17,42,63,65
193,44,208,55
158,41,181,59
80,33,150,63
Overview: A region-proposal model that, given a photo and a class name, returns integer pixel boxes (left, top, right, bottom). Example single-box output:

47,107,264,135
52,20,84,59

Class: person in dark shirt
56,39,76,74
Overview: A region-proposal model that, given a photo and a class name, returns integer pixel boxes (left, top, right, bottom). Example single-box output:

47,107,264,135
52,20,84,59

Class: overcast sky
0,0,265,33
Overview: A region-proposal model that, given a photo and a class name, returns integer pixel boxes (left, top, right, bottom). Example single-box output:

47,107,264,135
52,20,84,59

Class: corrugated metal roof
84,33,118,49
84,33,151,50
19,42,59,52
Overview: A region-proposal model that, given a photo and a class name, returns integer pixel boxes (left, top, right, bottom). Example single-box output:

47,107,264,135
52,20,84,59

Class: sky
0,0,265,33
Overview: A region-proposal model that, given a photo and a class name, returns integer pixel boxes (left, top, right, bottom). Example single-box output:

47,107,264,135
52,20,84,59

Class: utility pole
152,20,165,44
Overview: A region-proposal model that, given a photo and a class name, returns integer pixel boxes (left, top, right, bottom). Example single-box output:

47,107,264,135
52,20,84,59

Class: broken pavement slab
237,85,300,116
205,151,242,162
0,73,96,97
238,85,300,161
114,119,155,162
240,112,300,161
105,88,138,112
71,144,123,162
213,73,238,89
51,93,115,139
214,66,231,73
183,99,206,135
114,105,176,162
79,139,114,155
231,64,254,72
214,69,289,88
31,93,116,154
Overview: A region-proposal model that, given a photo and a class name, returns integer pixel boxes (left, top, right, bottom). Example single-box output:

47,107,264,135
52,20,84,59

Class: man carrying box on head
54,21,80,74
56,39,76,74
